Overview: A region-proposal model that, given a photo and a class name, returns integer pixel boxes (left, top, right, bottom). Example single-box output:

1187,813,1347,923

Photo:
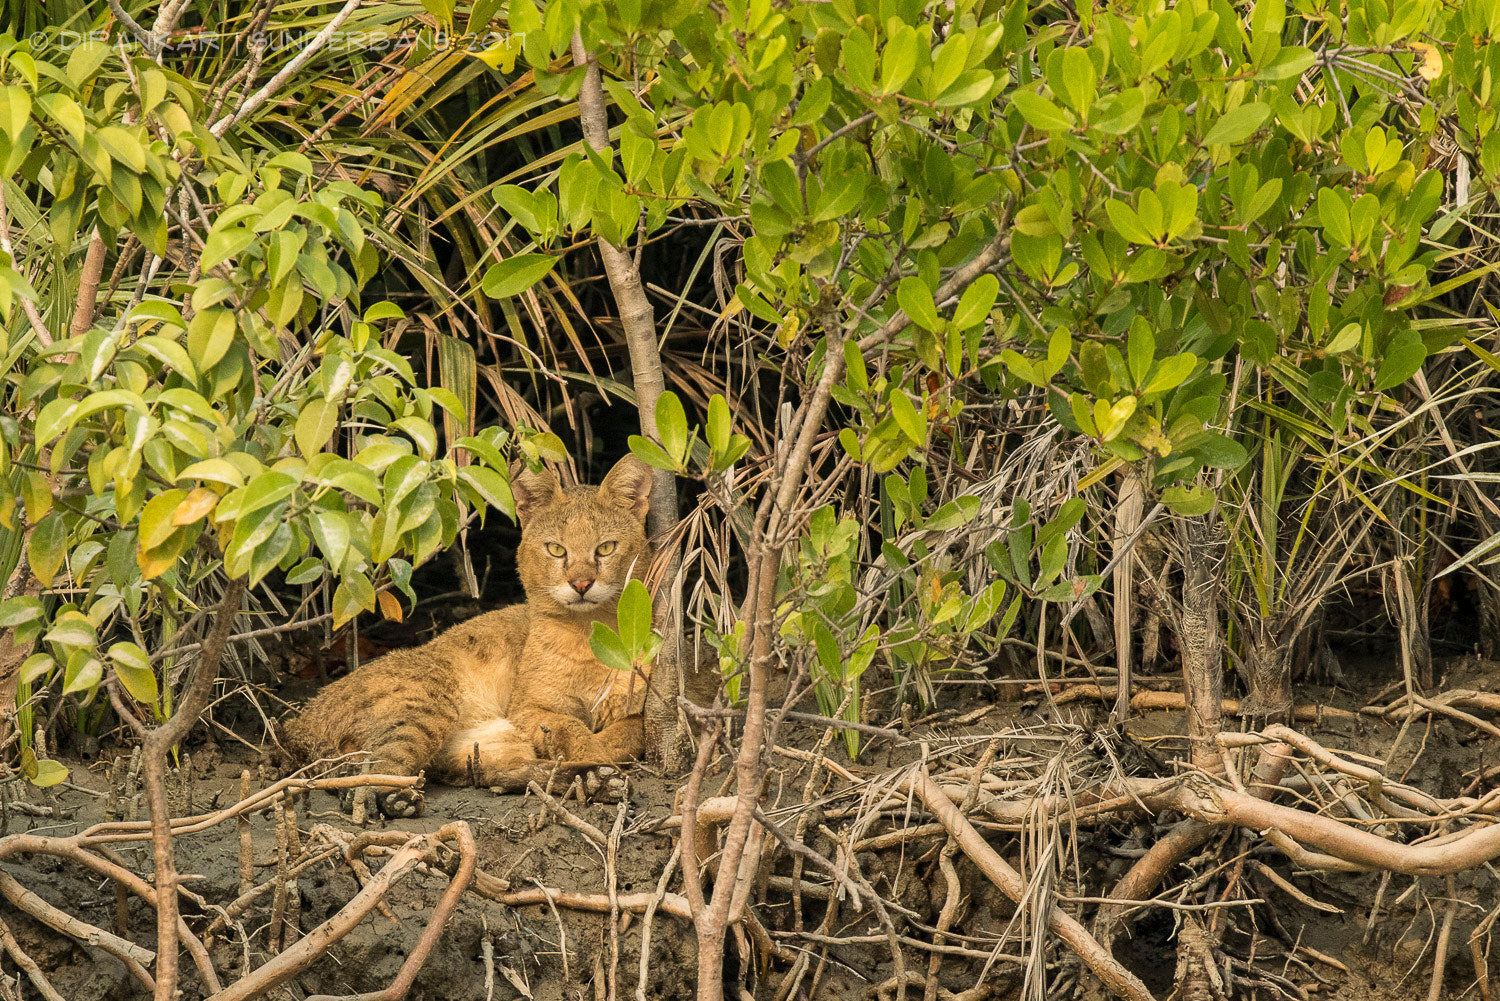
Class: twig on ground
527,780,608,847
0,914,65,1001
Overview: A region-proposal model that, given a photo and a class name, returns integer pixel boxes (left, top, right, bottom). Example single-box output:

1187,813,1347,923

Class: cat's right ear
510,463,562,527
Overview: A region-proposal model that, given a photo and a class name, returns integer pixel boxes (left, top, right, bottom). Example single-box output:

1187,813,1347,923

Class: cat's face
511,455,653,617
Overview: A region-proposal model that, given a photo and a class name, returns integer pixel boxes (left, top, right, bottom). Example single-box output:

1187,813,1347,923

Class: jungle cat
282,454,655,817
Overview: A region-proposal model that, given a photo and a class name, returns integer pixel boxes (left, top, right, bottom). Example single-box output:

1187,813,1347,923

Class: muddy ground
5,642,1500,1000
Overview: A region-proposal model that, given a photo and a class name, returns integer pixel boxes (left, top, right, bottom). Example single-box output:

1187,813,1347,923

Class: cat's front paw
339,784,425,819
377,787,425,819
581,765,629,804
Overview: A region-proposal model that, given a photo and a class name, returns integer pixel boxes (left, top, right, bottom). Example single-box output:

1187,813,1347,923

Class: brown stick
0,832,220,990
528,780,608,846
205,838,428,1001
905,769,1157,1001
141,578,245,1001
1043,685,1354,721
84,772,422,843
0,914,64,1001
1111,468,1144,722
237,770,253,896
1430,875,1458,1001
1179,516,1224,771
69,230,108,339
304,823,477,1001
0,870,155,988
477,887,694,922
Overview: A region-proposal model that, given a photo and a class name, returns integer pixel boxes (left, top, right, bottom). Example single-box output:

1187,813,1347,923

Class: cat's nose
570,578,594,596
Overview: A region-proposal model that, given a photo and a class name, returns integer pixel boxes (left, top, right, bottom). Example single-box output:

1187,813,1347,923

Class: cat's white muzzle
553,581,619,611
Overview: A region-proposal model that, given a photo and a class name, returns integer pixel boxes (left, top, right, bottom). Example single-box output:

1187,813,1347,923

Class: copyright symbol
29,32,48,51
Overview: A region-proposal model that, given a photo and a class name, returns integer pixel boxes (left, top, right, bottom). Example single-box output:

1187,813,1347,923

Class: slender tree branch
142,579,246,1001
68,232,109,339
209,0,366,137
570,33,686,770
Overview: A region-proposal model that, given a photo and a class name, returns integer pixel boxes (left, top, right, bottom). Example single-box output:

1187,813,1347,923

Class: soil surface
6,645,1500,1000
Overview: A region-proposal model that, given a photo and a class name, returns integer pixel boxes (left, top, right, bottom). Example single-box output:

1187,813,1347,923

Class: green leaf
655,391,688,464
840,30,877,92
186,308,237,370
707,394,732,454
364,301,405,323
965,579,1008,633
19,654,55,685
178,458,245,488
1374,341,1426,390
1058,47,1097,115
481,254,558,298
589,621,633,673
331,577,369,628
1092,88,1146,135
45,617,96,651
62,649,103,696
1011,90,1072,131
897,277,940,330
139,489,189,550
0,596,44,628
296,398,338,458
879,26,918,95
1162,484,1215,515
1188,432,1248,469
0,86,32,141
616,579,654,658
201,227,256,271
225,471,297,521
1143,354,1196,395
457,466,516,519
383,455,428,509
308,509,351,567
628,435,679,471
132,335,198,381
1257,46,1315,81
109,642,158,704
1105,199,1153,245
34,399,80,446
1201,103,1271,146
1318,188,1351,246
393,416,438,460
935,69,994,107
28,512,67,588
36,93,86,144
96,126,147,172
285,558,325,586
889,391,927,445
952,275,998,330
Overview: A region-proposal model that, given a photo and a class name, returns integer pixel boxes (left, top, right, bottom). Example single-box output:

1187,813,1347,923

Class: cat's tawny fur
282,455,655,815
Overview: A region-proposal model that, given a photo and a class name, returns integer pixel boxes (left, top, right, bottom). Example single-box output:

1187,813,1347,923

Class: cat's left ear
599,454,653,524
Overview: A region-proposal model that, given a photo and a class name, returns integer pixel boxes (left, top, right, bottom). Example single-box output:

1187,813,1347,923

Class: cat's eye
596,541,617,557
545,542,566,558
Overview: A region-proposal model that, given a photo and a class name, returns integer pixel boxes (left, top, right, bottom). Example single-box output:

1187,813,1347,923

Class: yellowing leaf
377,590,404,622
172,487,219,526
1410,42,1442,81
29,759,69,788
139,489,188,550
